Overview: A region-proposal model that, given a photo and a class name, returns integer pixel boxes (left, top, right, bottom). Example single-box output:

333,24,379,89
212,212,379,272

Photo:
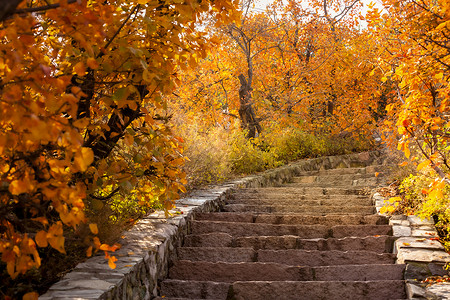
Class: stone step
168,261,406,282
190,220,392,237
227,280,406,300
160,280,229,299
299,165,388,176
177,247,396,265
160,279,405,300
235,235,395,252
237,187,369,196
228,193,370,201
154,298,221,300
283,178,383,188
224,197,373,206
223,204,375,214
292,173,383,184
184,233,394,253
194,213,388,225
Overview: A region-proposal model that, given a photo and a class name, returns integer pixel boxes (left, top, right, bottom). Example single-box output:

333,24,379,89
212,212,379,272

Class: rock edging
40,151,384,300
374,192,450,299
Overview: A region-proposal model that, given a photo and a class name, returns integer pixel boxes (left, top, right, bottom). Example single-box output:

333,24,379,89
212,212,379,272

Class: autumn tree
0,0,239,292
367,0,450,211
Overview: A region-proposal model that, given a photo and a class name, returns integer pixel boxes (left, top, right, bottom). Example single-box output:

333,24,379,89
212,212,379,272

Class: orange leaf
99,244,110,251
74,147,94,172
48,236,65,254
402,242,411,246
375,172,380,177
74,62,86,76
398,161,408,167
89,223,99,235
87,57,99,69
23,292,38,300
86,246,93,257
35,230,48,248
108,255,118,269
9,176,34,195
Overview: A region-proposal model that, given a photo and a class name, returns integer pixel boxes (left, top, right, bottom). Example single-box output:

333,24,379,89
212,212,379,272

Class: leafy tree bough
0,0,239,297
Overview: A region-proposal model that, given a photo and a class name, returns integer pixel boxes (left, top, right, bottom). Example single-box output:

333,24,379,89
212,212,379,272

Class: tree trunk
238,74,261,139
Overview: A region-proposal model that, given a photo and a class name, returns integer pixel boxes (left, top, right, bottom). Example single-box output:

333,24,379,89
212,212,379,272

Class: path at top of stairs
157,158,406,300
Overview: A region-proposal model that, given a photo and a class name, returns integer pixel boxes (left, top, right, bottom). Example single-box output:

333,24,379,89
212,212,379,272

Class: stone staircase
157,163,406,299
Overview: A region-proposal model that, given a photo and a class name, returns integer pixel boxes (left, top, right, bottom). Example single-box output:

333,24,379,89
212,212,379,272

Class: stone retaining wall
374,193,450,299
40,151,385,300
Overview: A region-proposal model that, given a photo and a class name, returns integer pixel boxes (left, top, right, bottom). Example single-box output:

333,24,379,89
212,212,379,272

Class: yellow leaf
74,62,86,76
23,292,39,300
417,160,430,171
402,242,411,246
35,230,48,248
389,196,402,203
379,206,387,214
143,69,153,82
404,146,411,158
89,223,99,235
87,57,99,69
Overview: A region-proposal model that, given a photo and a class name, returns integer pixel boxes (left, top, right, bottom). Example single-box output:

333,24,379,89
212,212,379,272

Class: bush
175,120,375,189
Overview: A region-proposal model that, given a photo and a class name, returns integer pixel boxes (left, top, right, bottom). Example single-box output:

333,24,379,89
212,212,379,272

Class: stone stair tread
227,280,406,300
154,298,222,300
299,164,389,176
160,280,229,299
225,198,373,206
160,280,405,300
229,194,370,200
292,173,384,182
194,212,388,225
282,181,381,188
177,247,395,265
190,220,392,237
256,249,395,265
168,261,406,282
177,247,255,263
235,235,394,252
223,204,375,214
236,187,369,195
185,233,394,252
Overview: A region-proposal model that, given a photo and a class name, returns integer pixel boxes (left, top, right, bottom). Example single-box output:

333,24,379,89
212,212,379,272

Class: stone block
408,215,434,225
393,225,412,237
406,282,427,299
411,228,438,237
404,262,432,280
390,219,410,226
394,237,444,253
397,248,450,264
427,283,450,299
